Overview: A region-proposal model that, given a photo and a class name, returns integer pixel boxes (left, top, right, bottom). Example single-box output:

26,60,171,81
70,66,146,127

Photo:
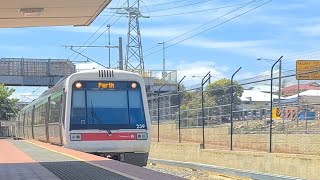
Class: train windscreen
70,81,146,130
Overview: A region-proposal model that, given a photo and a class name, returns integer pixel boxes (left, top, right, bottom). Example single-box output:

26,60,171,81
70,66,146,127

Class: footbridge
0,58,75,87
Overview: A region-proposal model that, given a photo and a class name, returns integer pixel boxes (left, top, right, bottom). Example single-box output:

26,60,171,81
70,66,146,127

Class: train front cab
65,74,151,167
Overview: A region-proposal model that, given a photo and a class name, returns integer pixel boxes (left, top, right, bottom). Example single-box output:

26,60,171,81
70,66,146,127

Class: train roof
19,69,143,112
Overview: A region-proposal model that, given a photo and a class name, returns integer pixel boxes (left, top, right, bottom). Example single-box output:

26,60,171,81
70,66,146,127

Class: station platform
0,138,184,180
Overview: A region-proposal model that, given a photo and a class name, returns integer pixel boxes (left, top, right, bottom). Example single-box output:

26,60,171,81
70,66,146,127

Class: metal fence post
269,56,283,153
305,105,308,133
230,67,242,151
157,83,166,142
297,80,300,127
157,93,160,142
201,71,211,149
178,75,186,143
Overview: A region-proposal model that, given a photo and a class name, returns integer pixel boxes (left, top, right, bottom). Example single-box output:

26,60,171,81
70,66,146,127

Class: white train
16,69,151,166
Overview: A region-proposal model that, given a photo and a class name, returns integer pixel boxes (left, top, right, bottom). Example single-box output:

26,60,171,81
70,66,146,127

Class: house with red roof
282,82,320,97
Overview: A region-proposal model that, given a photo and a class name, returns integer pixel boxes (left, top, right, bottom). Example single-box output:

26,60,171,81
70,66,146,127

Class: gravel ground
145,163,251,180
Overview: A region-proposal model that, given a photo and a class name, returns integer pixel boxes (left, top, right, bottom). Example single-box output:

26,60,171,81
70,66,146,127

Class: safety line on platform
25,140,142,180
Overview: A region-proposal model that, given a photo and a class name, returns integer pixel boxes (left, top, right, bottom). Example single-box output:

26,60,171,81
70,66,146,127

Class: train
15,69,151,166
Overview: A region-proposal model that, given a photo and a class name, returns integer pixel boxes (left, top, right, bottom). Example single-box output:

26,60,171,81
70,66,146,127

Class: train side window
39,105,46,125
71,91,86,125
128,90,146,126
50,96,61,123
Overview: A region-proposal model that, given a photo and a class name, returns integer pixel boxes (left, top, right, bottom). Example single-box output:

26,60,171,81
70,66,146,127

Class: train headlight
70,133,82,141
136,132,148,140
75,82,82,88
131,83,137,89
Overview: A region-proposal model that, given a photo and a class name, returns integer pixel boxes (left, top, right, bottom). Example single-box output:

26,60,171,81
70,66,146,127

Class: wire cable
142,0,218,13
71,14,126,63
144,0,259,53
166,0,260,44
69,1,127,60
145,0,272,57
149,0,265,17
143,0,189,7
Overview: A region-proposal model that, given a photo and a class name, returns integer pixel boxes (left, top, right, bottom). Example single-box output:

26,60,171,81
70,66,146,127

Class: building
249,85,279,94
241,90,279,109
17,102,29,110
282,82,320,97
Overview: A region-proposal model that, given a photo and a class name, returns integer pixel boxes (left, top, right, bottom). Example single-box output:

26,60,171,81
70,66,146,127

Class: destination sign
74,81,139,90
98,82,115,89
296,60,320,80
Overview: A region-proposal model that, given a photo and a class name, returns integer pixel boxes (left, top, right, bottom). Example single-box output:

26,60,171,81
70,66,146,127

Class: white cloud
298,24,320,36
75,62,105,70
173,60,227,87
53,26,118,34
180,38,288,59
0,29,27,35
10,87,48,102
266,2,306,11
141,27,188,38
0,45,28,51
54,25,188,39
184,39,268,49
10,92,34,102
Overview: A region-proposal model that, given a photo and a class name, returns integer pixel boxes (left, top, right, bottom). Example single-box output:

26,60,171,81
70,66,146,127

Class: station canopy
0,0,111,28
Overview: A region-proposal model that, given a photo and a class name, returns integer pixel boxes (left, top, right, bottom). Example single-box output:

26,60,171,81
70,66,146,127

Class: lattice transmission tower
114,0,148,74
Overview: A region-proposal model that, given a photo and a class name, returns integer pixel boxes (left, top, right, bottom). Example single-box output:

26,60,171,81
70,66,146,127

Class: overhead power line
115,0,122,8
143,0,189,7
71,13,126,62
165,0,260,44
142,0,218,13
102,0,262,18
150,0,265,17
69,1,127,60
143,0,260,53
286,49,320,60
145,0,272,57
167,0,272,49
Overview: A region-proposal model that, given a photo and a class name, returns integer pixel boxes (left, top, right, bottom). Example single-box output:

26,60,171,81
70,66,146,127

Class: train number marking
136,124,145,129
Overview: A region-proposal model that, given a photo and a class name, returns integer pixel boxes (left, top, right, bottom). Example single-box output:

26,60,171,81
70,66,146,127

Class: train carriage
16,69,151,166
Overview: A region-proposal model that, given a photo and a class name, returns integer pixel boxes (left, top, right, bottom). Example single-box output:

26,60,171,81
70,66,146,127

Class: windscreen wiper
90,100,112,135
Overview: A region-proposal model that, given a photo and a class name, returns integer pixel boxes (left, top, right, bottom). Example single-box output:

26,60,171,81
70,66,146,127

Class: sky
2,0,320,101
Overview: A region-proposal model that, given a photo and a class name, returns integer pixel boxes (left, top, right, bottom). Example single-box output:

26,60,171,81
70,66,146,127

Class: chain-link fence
148,68,320,155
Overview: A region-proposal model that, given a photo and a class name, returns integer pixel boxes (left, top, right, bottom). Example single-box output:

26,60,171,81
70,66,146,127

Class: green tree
0,84,19,120
206,78,243,122
179,89,215,126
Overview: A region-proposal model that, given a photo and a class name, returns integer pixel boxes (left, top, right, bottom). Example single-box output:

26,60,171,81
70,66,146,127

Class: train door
59,91,66,145
17,114,20,138
26,111,30,139
22,112,26,138
45,97,50,143
31,106,35,139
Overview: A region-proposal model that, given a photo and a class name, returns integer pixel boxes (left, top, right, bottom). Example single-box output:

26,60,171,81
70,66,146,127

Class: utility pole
278,59,282,111
257,57,283,117
297,79,300,127
269,56,283,153
119,37,123,70
107,24,111,68
158,42,166,78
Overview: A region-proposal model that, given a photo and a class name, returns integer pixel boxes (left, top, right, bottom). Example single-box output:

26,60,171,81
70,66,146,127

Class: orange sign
296,60,320,80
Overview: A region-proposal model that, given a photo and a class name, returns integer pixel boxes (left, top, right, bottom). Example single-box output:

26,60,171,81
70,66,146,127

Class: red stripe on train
81,132,137,141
